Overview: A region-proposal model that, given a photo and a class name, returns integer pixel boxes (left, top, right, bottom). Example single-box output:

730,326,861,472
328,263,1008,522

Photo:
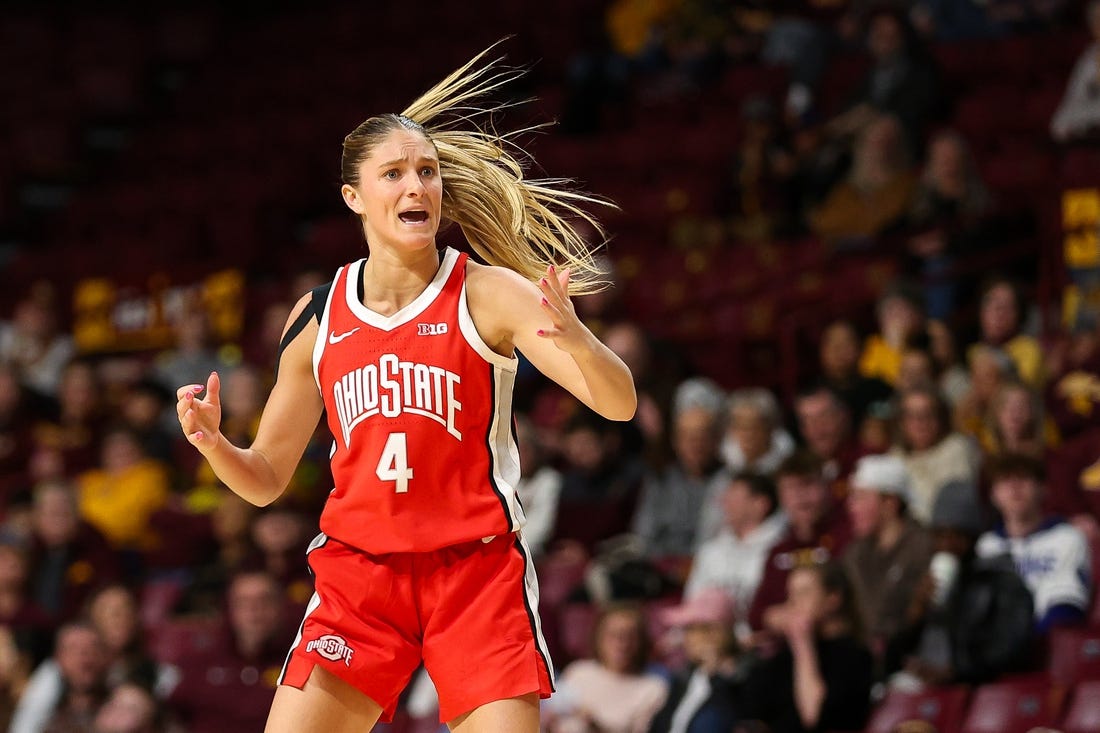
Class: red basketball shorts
278,531,555,722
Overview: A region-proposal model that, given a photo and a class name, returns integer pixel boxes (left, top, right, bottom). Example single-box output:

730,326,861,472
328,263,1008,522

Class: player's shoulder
464,259,530,292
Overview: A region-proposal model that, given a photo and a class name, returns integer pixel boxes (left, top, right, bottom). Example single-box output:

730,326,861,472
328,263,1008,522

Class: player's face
343,128,442,252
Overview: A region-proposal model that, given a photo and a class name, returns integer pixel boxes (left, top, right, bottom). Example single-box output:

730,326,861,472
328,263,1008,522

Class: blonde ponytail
341,43,613,294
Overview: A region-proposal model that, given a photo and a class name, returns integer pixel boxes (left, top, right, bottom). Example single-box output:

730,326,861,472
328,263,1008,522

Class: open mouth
398,210,429,224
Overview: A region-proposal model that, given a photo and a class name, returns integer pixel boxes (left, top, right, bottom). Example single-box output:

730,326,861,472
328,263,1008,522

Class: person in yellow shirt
859,282,926,386
77,426,170,552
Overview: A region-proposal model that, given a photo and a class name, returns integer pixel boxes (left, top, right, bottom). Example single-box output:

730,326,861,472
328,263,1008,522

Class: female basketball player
175,48,636,733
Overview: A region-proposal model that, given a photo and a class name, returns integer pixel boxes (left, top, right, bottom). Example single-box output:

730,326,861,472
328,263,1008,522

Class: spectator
1050,0,1100,142
927,320,971,406
1043,321,1100,441
0,542,52,665
888,482,1034,689
117,379,176,465
0,363,41,507
968,277,1044,389
976,454,1092,631
741,562,873,733
546,603,668,733
77,426,171,553
92,682,162,733
830,8,943,149
981,381,1051,459
817,321,893,424
748,452,852,634
860,283,927,387
26,481,119,624
905,131,993,320
33,360,104,476
649,590,743,733
0,288,74,398
891,386,980,523
686,472,787,627
0,627,29,731
86,585,168,693
843,455,934,673
11,621,108,733
794,385,862,500
809,115,917,247
896,344,937,394
515,414,563,559
165,571,288,733
151,312,232,394
247,507,314,613
555,408,645,551
178,490,257,616
955,344,1018,440
720,388,794,476
633,397,726,558
723,95,797,241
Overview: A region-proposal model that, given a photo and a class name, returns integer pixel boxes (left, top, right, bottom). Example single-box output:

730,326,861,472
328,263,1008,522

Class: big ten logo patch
417,322,448,336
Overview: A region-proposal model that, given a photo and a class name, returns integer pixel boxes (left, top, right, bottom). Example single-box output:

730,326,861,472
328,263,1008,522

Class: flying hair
341,42,613,294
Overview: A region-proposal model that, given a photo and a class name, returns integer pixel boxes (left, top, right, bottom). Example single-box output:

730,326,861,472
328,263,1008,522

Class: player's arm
466,263,636,421
176,293,324,506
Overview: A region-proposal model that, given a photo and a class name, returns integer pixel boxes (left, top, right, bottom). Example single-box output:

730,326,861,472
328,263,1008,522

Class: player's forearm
201,439,285,506
569,331,637,421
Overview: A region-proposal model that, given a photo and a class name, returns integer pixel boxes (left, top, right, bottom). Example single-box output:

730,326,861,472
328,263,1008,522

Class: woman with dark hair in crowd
739,562,873,733
968,276,1044,389
546,603,668,733
891,386,980,524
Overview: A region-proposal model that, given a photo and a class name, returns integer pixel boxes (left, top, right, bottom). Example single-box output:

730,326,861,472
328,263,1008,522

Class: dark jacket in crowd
889,553,1035,684
648,667,742,733
739,635,873,733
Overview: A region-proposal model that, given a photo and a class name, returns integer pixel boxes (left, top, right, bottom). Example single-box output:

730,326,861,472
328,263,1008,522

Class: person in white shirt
684,472,787,632
976,453,1092,632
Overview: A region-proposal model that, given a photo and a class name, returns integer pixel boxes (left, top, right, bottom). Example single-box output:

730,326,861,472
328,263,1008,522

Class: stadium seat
1061,679,1100,733
1049,627,1100,686
863,686,969,733
959,678,1062,733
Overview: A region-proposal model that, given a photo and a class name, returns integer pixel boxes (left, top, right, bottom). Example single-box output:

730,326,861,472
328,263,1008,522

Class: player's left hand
536,264,592,354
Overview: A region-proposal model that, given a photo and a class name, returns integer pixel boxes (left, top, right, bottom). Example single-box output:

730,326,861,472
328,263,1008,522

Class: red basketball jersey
312,247,525,554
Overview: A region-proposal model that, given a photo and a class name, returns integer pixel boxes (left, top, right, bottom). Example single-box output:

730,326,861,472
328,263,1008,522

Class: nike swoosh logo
329,328,360,344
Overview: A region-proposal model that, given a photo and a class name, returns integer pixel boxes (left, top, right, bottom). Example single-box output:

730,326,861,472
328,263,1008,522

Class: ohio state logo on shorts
306,634,354,666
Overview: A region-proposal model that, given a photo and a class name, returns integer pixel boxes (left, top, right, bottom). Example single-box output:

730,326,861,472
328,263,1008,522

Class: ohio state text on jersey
312,247,526,554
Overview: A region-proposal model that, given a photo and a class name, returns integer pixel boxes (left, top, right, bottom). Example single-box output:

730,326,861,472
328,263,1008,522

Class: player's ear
341,184,365,216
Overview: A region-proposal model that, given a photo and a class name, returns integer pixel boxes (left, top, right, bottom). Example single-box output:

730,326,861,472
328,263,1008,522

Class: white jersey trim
312,267,342,391
487,365,525,531
458,277,518,372
343,247,459,332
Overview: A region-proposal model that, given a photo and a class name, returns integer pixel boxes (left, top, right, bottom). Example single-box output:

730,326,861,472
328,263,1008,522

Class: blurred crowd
1,1,1099,733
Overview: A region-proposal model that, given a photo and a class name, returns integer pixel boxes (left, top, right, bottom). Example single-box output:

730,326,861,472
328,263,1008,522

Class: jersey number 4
376,432,414,493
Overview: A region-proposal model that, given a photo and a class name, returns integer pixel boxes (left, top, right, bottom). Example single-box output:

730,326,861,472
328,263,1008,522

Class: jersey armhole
274,281,334,378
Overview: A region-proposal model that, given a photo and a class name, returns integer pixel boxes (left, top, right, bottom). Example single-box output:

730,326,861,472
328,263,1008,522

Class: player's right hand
176,371,222,454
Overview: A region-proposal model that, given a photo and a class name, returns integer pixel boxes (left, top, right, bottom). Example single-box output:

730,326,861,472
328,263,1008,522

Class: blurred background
2,0,1100,732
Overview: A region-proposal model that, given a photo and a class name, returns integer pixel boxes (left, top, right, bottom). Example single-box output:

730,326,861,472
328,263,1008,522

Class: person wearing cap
842,455,933,676
976,453,1092,632
886,481,1034,689
648,590,742,733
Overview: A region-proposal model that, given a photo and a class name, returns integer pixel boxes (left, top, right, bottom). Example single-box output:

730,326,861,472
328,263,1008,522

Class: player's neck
360,244,441,313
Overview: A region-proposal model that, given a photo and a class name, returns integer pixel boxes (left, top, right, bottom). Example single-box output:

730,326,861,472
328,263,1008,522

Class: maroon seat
557,603,597,662
1061,679,1100,733
959,678,1063,733
863,686,969,733
1049,627,1100,687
